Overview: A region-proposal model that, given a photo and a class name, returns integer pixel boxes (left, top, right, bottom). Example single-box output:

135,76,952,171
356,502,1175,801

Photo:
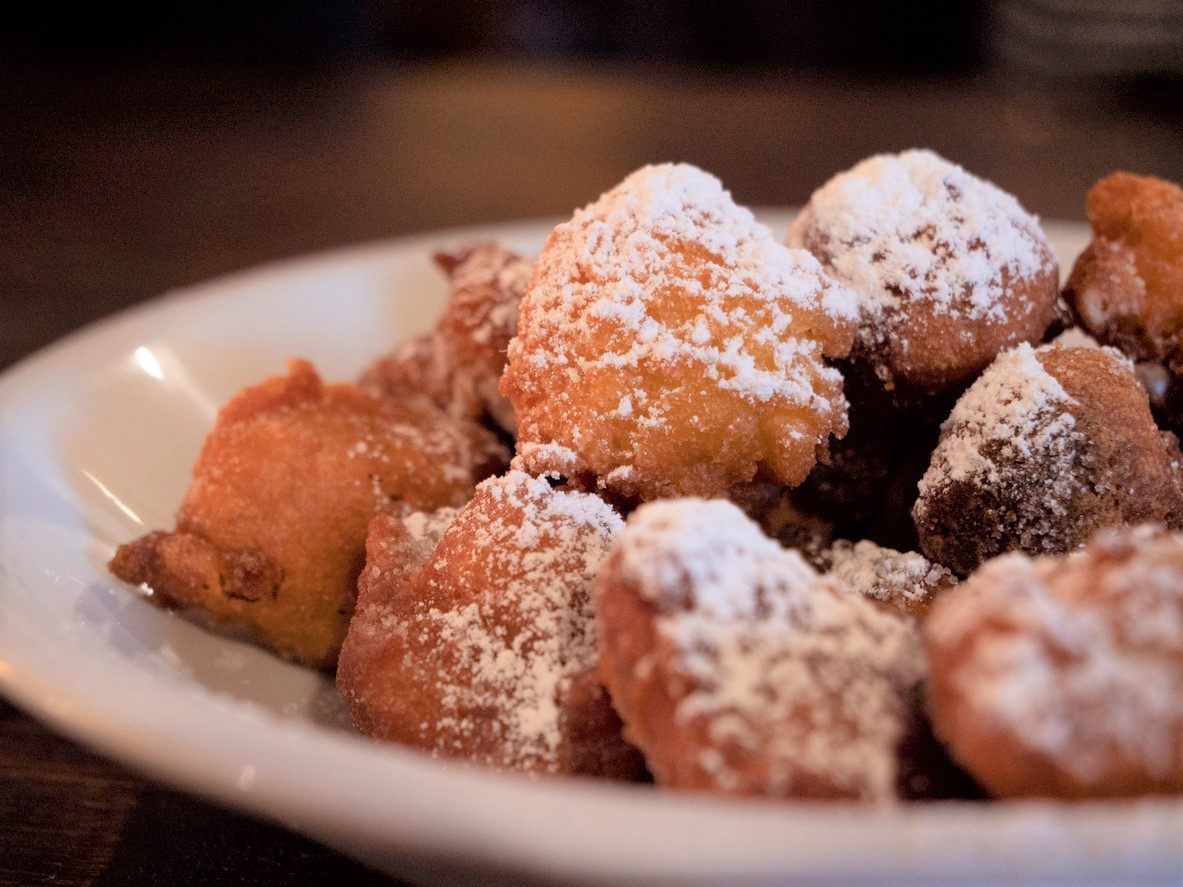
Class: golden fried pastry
596,499,932,801
502,163,858,503
914,344,1183,575
926,526,1183,799
109,360,506,667
1064,172,1183,371
337,471,646,778
822,539,957,619
361,243,531,432
790,149,1059,395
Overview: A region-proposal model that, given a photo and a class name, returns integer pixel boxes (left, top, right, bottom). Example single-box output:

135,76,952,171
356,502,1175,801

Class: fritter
337,471,645,778
926,526,1183,799
914,344,1183,575
109,359,505,667
502,163,858,503
361,243,531,432
790,149,1059,395
1064,172,1183,371
596,498,939,801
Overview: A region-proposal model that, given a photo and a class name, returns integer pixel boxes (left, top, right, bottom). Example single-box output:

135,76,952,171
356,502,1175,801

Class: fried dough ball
1064,172,1183,371
790,149,1059,395
914,344,1183,575
822,540,957,620
501,163,858,503
337,471,646,779
361,243,531,432
595,498,934,802
925,526,1183,799
108,360,506,667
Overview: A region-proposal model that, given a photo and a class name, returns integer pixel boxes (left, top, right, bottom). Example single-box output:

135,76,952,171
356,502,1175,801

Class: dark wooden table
1,58,1180,885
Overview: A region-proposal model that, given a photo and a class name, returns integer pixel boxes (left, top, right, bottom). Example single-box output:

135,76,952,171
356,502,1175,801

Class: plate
2,212,1180,885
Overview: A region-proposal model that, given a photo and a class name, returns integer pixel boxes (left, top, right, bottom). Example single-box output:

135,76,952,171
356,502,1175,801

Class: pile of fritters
112,157,1183,802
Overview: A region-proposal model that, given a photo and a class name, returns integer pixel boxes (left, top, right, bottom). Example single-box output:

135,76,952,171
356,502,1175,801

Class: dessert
926,526,1183,799
337,471,644,778
106,159,1183,805
595,498,931,801
503,163,858,502
1063,172,1183,372
361,243,531,433
790,149,1059,395
914,343,1183,575
109,359,506,667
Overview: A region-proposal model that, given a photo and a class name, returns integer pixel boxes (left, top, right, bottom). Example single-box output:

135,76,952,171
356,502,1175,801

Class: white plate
2,213,1180,885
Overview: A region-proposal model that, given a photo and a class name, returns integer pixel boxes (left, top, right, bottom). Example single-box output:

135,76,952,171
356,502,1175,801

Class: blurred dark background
4,1,1182,77
2,4,1183,884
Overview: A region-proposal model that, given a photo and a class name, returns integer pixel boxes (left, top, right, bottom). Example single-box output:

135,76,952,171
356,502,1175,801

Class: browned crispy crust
108,359,507,667
1064,172,1183,370
915,346,1183,575
360,243,529,432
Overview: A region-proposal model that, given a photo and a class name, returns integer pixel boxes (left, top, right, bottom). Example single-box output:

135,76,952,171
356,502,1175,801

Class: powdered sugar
606,499,925,800
917,343,1081,498
926,527,1183,789
792,149,1052,325
402,471,622,771
517,163,856,405
826,539,956,613
401,506,459,549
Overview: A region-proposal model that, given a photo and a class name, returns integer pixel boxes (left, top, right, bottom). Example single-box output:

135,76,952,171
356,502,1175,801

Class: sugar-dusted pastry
361,243,531,432
1064,172,1183,371
503,163,858,502
337,471,645,779
914,344,1183,575
109,360,506,667
787,151,1058,544
596,498,936,802
790,149,1059,395
926,526,1183,799
822,539,957,619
